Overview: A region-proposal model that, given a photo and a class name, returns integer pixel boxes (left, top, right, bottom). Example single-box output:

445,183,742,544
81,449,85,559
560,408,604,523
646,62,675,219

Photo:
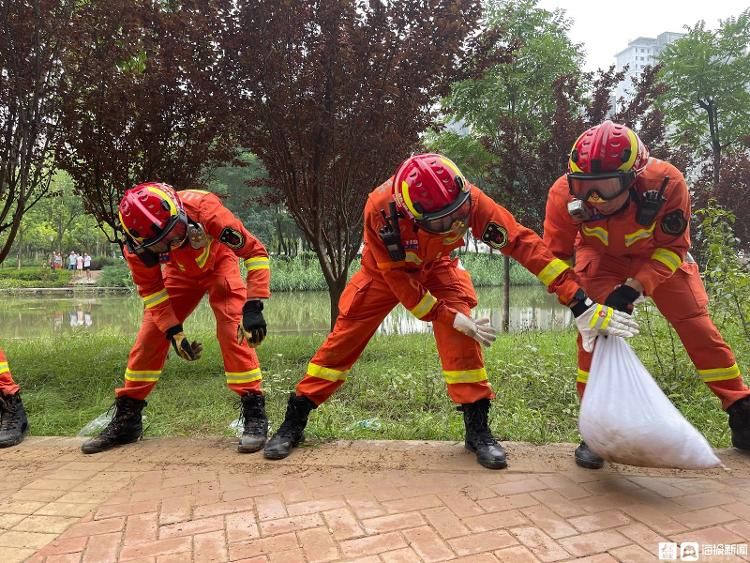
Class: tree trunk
327,274,347,331
502,255,510,332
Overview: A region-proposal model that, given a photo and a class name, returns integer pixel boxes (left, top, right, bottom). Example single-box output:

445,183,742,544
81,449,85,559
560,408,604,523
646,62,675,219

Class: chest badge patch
661,210,687,236
481,222,508,250
219,227,245,249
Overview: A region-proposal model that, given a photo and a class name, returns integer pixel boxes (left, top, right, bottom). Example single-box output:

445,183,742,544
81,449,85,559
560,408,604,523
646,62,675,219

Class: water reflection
0,286,571,339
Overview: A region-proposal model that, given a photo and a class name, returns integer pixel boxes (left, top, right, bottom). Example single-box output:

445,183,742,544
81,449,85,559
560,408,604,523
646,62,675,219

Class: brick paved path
1,438,750,562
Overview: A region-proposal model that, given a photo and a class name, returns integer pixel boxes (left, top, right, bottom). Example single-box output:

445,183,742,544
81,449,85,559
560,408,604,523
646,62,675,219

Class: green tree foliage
208,153,304,257
58,0,236,237
657,9,750,189
0,0,76,264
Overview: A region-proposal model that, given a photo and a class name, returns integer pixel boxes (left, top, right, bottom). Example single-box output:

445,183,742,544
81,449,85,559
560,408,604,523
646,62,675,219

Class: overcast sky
536,0,750,71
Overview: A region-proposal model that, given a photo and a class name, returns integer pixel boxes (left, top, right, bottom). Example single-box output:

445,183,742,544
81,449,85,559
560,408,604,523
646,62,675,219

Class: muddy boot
0,393,28,448
238,393,268,453
263,393,316,460
575,441,604,469
461,398,507,469
81,396,146,454
728,396,750,450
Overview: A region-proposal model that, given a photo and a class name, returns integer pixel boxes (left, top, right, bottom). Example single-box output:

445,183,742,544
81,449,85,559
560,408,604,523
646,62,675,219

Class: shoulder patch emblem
219,227,245,249
661,210,687,236
481,222,508,250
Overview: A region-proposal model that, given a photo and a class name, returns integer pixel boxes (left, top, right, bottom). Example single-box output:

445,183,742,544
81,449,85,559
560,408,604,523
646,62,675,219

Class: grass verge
5,304,740,447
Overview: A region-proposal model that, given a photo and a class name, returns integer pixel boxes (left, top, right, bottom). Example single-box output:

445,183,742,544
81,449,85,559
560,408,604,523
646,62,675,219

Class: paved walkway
1,438,750,562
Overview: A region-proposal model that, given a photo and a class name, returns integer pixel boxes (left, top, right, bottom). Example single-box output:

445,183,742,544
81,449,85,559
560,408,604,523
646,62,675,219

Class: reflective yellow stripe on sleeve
125,369,162,382
443,368,488,385
410,292,437,319
244,256,270,271
697,364,741,382
536,258,570,287
142,289,169,309
226,368,263,384
576,369,589,383
651,248,682,273
306,363,349,382
0,362,9,375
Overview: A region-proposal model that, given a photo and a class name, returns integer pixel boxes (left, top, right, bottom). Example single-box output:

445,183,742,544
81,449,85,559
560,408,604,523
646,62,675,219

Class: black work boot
238,393,268,453
81,396,146,454
0,393,28,448
727,396,750,450
263,393,316,460
461,398,507,469
575,441,604,469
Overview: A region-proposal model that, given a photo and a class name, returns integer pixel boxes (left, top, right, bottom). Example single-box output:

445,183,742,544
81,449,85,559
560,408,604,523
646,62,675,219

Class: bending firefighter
0,349,28,447
264,153,637,469
544,120,750,469
81,183,271,454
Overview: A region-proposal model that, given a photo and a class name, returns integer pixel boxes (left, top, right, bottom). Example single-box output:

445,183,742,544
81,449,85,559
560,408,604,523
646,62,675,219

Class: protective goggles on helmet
417,192,472,234
132,214,189,254
567,171,636,203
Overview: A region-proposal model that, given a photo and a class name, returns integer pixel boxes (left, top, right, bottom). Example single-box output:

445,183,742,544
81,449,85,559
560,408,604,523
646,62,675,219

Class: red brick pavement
0,437,749,562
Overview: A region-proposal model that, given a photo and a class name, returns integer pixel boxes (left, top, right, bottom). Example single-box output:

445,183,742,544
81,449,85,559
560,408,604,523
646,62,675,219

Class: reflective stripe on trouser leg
208,258,265,396
0,348,20,396
117,276,205,400
427,267,494,404
653,261,750,410
296,271,398,405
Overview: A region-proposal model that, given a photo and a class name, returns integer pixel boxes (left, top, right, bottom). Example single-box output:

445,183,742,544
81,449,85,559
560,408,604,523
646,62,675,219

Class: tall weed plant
697,202,750,342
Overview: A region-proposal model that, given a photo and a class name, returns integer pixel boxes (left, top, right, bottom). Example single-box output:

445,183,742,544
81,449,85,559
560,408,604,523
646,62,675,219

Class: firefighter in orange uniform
0,349,28,447
544,121,750,469
81,182,271,454
263,153,638,469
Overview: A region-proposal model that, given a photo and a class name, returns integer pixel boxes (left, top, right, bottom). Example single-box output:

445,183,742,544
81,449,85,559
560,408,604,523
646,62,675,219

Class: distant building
613,32,684,110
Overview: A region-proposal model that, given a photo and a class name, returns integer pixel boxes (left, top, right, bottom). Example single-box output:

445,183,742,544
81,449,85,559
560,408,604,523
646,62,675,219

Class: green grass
59,253,536,291
4,304,741,447
0,266,72,288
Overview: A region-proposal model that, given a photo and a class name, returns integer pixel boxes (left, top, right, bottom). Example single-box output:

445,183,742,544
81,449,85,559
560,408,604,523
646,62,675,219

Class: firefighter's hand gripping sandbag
578,335,721,469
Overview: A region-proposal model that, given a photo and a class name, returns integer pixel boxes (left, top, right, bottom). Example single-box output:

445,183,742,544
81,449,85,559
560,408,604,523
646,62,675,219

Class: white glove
574,301,639,353
453,312,498,347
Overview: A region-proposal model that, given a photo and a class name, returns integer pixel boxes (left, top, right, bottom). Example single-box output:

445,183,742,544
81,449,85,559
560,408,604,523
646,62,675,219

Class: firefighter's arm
471,189,581,305
631,173,691,296
124,248,180,333
364,204,457,326
199,193,271,299
543,178,579,262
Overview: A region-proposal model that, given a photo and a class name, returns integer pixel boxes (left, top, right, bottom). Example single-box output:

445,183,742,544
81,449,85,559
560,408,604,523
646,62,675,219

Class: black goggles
417,192,472,234
567,171,635,203
132,214,188,254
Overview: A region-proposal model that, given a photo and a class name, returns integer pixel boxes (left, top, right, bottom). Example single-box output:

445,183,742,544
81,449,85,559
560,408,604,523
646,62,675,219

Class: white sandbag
579,335,721,469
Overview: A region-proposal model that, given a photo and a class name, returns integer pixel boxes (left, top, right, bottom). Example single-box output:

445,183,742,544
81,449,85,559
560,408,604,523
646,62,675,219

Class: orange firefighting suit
544,158,750,410
117,190,271,401
295,180,583,405
0,348,20,396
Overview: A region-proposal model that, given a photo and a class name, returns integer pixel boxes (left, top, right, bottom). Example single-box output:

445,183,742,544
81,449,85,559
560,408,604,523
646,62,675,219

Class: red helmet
392,153,471,234
568,121,649,203
118,182,188,252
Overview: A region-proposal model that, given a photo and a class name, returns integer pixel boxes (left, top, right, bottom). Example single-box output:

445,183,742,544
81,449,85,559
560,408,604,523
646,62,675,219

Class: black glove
604,284,641,314
237,299,267,347
166,324,203,361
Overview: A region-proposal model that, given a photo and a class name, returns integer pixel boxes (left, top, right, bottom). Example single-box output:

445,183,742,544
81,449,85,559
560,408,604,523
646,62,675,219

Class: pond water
0,285,572,340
